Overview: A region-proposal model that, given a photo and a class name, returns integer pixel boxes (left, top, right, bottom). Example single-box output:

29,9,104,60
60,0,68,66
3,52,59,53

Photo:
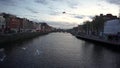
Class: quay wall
0,32,49,45
68,30,120,50
75,34,120,48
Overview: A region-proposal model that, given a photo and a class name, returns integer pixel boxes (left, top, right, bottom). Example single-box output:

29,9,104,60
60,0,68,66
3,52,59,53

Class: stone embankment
0,32,49,45
76,34,120,45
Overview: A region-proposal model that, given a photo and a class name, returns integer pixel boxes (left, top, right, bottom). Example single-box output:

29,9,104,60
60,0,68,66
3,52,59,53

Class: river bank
68,30,120,48
0,32,50,46
75,34,120,48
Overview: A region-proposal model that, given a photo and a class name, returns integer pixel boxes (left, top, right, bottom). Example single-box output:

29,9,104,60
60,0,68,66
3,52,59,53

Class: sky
0,0,120,29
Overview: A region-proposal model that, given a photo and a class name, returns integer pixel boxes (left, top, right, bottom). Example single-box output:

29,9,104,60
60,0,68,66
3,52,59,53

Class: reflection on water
0,48,6,62
21,47,26,50
0,32,120,68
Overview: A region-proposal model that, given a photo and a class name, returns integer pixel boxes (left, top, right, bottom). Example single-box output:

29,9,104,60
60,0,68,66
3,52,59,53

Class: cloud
0,0,17,6
34,0,48,4
68,3,79,9
106,0,120,5
66,0,80,9
74,15,85,19
47,21,77,29
49,11,61,16
72,14,93,19
52,0,80,9
88,16,94,19
25,7,39,13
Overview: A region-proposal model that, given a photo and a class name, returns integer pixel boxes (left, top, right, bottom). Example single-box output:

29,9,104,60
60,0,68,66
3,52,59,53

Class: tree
91,15,105,35
83,21,92,34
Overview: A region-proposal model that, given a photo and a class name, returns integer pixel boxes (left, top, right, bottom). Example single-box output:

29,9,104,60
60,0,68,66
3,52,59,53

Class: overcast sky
0,0,120,29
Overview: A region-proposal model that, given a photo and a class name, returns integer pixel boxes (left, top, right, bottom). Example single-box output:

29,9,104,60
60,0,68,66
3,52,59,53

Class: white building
104,19,120,35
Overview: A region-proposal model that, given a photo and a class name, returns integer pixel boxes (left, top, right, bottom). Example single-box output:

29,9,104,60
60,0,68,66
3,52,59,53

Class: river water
0,32,120,68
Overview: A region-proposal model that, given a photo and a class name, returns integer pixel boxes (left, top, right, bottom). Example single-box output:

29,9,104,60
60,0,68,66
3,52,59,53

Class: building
103,19,120,40
22,18,29,32
0,13,53,33
34,23,41,32
104,19,120,35
22,19,35,32
40,23,52,32
40,23,47,32
1,13,17,33
9,17,23,33
0,15,6,33
103,14,118,21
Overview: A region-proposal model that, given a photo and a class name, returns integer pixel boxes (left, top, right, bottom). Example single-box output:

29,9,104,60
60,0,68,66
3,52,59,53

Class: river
0,32,120,68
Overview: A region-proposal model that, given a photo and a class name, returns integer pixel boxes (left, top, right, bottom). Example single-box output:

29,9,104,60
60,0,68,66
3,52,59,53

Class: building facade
104,19,120,40
0,13,53,34
0,15,6,33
